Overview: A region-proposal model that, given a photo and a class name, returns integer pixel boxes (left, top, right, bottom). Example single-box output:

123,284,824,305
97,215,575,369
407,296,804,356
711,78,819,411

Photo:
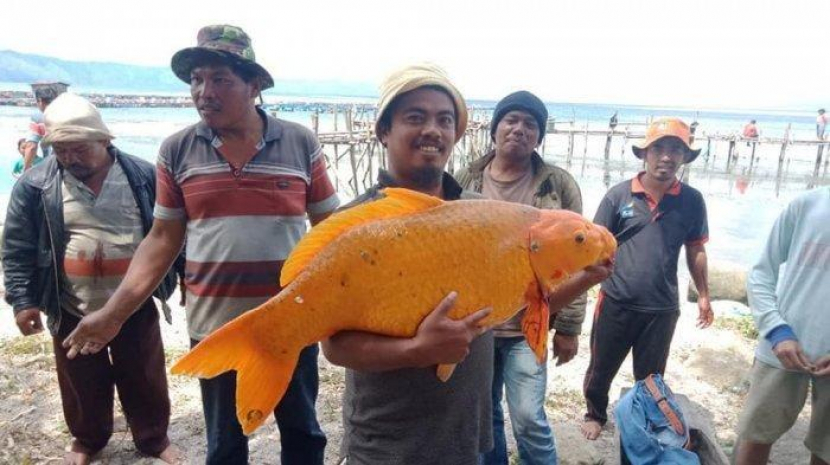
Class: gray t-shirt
340,172,494,464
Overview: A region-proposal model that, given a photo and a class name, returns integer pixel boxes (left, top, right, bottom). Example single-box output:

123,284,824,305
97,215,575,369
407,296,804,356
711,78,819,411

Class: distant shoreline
0,90,385,112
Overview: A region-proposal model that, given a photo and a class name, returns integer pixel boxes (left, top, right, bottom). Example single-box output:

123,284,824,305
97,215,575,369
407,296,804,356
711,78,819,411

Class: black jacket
2,146,181,335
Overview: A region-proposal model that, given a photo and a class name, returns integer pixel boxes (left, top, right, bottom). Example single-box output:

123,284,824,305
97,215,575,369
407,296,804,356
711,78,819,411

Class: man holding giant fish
169,64,614,464
62,25,338,465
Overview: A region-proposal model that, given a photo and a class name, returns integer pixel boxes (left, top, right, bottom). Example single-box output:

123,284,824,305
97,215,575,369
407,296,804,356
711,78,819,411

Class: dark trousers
583,293,679,424
193,341,327,465
53,301,171,456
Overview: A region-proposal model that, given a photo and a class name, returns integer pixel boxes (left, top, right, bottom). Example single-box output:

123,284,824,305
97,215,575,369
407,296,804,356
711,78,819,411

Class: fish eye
575,233,586,244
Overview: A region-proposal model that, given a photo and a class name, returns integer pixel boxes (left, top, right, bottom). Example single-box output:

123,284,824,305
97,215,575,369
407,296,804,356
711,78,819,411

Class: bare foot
581,419,602,440
63,450,91,465
158,444,184,464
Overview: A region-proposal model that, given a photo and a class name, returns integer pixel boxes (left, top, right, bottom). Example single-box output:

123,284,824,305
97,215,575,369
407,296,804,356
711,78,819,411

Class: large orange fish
172,188,616,434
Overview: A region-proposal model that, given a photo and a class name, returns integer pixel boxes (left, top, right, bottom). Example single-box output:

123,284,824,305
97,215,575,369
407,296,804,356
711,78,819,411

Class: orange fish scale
249,201,541,352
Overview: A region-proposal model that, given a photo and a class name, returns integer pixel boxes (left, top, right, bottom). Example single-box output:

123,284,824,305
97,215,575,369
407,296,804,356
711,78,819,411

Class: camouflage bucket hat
171,25,274,90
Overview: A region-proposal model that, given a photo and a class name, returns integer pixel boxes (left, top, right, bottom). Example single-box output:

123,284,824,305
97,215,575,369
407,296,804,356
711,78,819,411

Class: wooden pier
274,108,830,199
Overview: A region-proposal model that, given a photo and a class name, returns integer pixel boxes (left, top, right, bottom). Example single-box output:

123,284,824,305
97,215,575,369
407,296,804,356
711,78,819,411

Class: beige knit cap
41,93,114,146
375,63,468,142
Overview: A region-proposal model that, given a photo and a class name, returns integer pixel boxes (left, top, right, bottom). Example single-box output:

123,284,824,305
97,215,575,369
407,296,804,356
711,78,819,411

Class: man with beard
60,25,338,464
3,93,181,465
322,64,494,465
581,118,712,440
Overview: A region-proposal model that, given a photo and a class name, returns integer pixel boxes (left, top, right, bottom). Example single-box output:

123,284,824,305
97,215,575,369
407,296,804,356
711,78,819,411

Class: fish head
528,209,617,296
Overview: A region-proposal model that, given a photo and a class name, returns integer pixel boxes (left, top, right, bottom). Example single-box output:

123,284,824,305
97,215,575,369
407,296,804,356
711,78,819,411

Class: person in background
742,119,759,140
817,109,828,140
455,90,611,464
733,186,830,465
13,137,44,178
58,25,338,465
22,82,69,170
581,118,712,440
2,93,181,465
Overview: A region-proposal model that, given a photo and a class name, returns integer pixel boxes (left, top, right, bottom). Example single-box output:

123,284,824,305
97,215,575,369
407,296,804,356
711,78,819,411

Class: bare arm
309,211,333,227
63,218,186,357
547,262,613,314
22,142,38,171
322,292,492,372
686,242,713,328
548,261,613,365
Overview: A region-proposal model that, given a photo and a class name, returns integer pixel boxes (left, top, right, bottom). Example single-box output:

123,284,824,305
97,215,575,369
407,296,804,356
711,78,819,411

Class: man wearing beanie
456,91,611,464
2,93,181,464
61,25,338,464
322,63,494,465
582,118,711,440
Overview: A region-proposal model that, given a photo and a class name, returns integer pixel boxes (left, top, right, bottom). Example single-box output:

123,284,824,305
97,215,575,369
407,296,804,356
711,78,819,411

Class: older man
62,25,339,465
2,93,180,465
456,90,611,464
582,118,712,440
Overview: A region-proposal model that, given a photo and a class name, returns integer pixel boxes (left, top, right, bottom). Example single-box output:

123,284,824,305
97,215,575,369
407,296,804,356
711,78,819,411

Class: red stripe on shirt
64,256,132,277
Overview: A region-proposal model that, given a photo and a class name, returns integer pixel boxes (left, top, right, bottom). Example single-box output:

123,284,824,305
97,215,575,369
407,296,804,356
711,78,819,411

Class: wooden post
619,133,627,179
566,120,575,169
602,115,617,188
311,111,319,136
810,143,825,188
775,124,791,197
823,141,830,180
726,139,736,174
748,141,757,177
580,120,589,177
346,107,359,195
704,138,712,172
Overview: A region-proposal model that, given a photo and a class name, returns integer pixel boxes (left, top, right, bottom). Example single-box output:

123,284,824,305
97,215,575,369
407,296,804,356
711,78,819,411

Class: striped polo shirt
155,109,339,340
61,158,145,317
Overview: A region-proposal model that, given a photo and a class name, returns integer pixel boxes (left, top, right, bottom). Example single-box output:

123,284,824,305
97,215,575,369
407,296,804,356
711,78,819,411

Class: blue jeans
194,342,327,465
482,336,557,465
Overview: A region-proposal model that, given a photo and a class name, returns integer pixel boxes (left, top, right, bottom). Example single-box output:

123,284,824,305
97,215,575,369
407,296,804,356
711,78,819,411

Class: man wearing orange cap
581,118,712,440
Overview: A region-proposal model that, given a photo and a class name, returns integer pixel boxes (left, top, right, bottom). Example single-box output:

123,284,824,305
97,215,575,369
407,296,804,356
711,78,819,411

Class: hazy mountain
0,50,377,98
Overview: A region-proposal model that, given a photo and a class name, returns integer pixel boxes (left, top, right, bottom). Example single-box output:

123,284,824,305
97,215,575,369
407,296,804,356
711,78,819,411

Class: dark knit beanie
490,91,548,143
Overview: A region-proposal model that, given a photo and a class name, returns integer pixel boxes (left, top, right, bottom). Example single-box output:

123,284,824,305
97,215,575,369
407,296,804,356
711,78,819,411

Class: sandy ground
0,286,816,465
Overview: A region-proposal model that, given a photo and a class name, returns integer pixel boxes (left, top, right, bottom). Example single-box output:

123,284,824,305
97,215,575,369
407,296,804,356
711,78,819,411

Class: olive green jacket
455,150,587,336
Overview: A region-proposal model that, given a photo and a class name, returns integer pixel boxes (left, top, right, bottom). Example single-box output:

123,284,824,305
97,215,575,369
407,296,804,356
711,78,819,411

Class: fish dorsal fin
280,187,444,286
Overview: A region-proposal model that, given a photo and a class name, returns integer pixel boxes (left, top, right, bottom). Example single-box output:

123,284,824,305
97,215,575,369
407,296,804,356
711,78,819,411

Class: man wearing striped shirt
63,25,339,465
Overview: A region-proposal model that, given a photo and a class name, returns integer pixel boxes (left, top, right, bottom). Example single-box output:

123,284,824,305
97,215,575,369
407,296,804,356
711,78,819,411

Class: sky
2,0,829,110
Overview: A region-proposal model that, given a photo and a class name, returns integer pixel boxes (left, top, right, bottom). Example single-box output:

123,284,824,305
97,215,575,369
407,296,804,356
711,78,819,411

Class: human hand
552,332,578,366
812,355,830,377
410,292,492,367
696,296,714,329
15,308,44,336
773,340,815,373
62,309,124,359
582,259,614,286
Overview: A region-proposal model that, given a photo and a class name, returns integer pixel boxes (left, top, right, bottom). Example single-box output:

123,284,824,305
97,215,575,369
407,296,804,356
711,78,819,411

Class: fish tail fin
436,363,457,382
171,312,300,435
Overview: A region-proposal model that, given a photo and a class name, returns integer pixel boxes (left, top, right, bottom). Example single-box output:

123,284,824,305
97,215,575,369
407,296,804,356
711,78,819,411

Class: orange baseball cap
632,118,701,164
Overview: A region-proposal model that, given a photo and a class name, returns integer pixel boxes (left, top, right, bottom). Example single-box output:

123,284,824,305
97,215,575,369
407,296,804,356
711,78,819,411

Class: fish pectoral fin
436,363,457,382
280,187,444,287
521,285,549,364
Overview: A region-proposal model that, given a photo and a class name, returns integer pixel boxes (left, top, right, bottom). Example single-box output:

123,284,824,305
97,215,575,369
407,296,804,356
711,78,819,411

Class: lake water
0,102,821,273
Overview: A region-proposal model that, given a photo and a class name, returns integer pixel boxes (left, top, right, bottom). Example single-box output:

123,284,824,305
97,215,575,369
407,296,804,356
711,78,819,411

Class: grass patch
0,334,51,357
714,315,759,340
